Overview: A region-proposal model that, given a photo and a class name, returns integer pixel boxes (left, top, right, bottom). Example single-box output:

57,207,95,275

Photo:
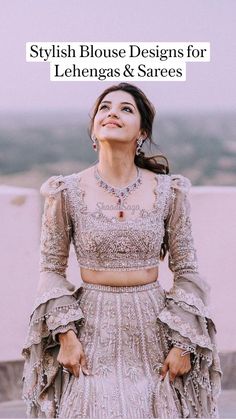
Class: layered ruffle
155,174,223,417
157,273,222,417
21,277,85,418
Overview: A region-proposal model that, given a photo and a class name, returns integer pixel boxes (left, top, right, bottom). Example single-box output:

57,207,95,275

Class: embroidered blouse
40,171,173,273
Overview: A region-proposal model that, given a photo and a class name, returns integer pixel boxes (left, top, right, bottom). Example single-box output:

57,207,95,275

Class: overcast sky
1,0,235,114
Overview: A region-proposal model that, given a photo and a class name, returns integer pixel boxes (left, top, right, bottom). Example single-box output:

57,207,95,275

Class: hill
0,110,235,188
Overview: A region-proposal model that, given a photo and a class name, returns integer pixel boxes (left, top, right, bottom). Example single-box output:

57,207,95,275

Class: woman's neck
96,161,139,188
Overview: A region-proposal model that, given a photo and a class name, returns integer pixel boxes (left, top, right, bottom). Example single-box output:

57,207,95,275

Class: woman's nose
107,109,119,118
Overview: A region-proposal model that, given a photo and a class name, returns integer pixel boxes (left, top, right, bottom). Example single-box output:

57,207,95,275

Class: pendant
118,210,124,219
117,197,124,220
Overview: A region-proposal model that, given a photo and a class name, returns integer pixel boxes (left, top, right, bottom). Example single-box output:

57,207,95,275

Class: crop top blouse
39,169,199,275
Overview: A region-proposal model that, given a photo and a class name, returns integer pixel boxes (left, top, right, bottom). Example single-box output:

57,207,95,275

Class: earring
136,138,144,156
92,135,98,152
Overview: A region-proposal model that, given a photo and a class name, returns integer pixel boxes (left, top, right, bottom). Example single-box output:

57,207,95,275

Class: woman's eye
99,105,108,110
99,104,133,113
122,107,133,113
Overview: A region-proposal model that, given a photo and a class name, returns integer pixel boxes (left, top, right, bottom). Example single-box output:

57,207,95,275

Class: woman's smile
103,123,121,128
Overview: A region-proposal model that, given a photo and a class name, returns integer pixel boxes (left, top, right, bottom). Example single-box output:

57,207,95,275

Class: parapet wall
0,184,235,362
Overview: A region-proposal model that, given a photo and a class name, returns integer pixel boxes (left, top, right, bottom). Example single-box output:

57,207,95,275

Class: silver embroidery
23,302,85,349
158,309,213,349
65,173,171,271
167,286,212,318
166,174,199,276
21,172,222,418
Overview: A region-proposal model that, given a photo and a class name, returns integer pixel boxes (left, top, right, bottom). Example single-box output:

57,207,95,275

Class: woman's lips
104,123,120,127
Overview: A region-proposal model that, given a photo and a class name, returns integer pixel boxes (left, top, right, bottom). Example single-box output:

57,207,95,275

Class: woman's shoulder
39,167,92,197
168,173,192,193
145,169,191,192
39,174,68,197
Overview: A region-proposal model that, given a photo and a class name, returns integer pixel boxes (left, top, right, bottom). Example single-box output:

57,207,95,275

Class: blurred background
0,1,236,188
0,0,236,417
0,110,235,189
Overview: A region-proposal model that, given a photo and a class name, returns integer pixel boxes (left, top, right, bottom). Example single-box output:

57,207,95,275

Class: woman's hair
88,82,170,260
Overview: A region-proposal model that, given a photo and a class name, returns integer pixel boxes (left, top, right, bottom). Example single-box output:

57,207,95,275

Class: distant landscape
0,110,235,189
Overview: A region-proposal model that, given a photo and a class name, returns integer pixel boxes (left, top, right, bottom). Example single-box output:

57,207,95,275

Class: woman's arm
157,174,222,416
21,175,86,418
164,175,199,354
37,175,85,340
160,175,213,349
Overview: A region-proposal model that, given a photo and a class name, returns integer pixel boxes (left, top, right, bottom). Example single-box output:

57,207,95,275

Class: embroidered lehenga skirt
58,281,173,418
22,277,221,418
56,281,215,419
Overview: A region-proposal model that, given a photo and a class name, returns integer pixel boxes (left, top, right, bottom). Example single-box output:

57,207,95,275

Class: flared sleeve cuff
23,282,85,349
157,273,222,417
21,276,86,418
158,273,215,351
21,277,85,418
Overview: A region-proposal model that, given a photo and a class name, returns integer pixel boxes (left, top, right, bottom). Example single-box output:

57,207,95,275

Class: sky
1,0,236,114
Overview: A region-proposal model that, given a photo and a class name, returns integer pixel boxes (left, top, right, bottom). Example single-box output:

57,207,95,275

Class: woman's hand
160,347,191,383
57,330,91,378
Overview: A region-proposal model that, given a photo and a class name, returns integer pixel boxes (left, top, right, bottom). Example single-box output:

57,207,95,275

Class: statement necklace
94,164,142,220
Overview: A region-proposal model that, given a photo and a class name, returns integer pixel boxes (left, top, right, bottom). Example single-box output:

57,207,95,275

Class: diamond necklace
94,163,142,220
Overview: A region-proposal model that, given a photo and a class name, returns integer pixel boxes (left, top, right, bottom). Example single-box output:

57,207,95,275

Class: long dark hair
88,82,170,260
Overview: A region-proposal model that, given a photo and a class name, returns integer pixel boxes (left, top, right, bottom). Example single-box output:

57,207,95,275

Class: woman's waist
80,266,159,287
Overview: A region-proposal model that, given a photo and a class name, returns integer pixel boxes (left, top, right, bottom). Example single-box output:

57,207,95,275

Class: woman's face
92,90,145,145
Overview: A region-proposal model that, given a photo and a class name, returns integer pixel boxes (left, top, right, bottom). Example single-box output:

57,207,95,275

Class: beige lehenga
21,168,222,418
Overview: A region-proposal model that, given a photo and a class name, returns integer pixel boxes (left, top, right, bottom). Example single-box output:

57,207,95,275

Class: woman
21,82,222,418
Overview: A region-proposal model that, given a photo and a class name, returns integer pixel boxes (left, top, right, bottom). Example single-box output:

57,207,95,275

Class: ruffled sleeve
157,174,222,418
21,175,85,418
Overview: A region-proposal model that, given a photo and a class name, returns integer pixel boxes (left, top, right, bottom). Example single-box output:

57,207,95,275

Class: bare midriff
80,266,159,287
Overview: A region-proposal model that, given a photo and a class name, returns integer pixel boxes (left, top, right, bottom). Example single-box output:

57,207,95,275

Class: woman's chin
98,135,126,142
